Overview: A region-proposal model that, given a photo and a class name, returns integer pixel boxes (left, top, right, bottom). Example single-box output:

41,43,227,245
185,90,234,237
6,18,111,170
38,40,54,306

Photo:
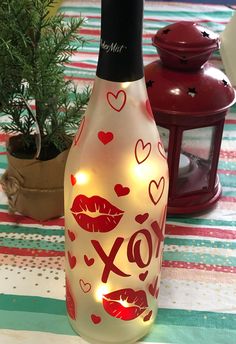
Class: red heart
114,184,130,197
70,174,77,186
74,116,85,146
107,90,127,112
135,139,152,164
135,213,149,224
149,276,158,297
84,255,95,266
66,279,76,320
149,177,165,205
91,314,101,324
79,279,91,293
146,99,154,119
143,310,153,322
98,131,114,145
68,229,76,241
139,270,148,281
68,251,76,269
157,141,167,160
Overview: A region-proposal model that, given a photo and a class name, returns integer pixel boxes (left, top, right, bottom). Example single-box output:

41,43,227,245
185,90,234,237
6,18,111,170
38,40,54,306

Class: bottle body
64,0,169,342
64,76,169,343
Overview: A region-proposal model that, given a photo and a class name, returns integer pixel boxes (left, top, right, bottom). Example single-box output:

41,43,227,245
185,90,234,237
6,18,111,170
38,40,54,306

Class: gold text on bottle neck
101,40,127,54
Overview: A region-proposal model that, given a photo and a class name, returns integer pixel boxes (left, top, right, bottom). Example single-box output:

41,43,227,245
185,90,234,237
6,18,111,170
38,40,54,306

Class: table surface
0,1,236,343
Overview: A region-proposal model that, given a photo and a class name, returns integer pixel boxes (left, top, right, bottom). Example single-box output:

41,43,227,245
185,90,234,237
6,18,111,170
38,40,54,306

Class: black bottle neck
96,0,144,82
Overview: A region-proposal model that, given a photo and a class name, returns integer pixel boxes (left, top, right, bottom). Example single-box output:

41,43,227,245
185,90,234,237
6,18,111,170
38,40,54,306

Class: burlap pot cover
0,146,69,221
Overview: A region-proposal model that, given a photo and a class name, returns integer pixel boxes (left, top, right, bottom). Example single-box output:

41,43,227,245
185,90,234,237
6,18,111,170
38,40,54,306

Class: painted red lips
103,288,148,321
71,195,124,232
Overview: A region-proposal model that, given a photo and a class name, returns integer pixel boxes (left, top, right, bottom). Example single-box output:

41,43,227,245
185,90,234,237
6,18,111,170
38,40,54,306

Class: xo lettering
91,219,165,283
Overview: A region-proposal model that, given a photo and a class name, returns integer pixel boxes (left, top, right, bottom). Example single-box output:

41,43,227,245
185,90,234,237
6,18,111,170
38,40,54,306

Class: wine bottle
64,0,169,343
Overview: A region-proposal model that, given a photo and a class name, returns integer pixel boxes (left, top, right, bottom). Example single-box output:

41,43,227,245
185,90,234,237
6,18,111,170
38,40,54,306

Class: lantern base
167,176,222,215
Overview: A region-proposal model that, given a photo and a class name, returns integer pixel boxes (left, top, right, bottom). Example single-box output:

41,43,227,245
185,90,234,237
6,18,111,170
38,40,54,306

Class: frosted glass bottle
64,1,169,343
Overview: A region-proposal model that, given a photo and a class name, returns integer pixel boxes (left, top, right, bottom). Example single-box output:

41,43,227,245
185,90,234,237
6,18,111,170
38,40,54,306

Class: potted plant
0,0,90,221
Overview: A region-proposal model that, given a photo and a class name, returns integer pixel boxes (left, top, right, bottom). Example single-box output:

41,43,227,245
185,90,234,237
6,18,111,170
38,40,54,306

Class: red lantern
145,21,235,215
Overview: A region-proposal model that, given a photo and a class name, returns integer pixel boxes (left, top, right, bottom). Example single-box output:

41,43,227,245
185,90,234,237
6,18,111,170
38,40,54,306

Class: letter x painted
91,237,131,283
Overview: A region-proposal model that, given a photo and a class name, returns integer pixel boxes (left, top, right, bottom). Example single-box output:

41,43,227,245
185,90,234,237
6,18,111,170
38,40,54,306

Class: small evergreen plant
0,0,90,160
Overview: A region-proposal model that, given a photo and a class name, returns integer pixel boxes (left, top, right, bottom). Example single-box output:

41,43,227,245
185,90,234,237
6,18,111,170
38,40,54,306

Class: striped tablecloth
0,1,236,343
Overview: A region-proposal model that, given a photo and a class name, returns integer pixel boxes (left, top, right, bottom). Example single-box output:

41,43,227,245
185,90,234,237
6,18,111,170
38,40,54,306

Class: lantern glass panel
176,126,216,195
157,126,169,153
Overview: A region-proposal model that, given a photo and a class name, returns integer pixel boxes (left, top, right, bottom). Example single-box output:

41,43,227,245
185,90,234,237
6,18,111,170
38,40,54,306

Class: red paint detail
157,141,167,160
107,90,127,112
103,288,148,321
68,251,76,269
143,310,153,322
73,116,85,146
155,288,160,299
68,229,76,242
0,152,6,155
151,220,165,258
139,270,148,281
135,213,149,224
79,279,91,293
70,175,77,186
91,238,130,283
127,229,152,268
165,224,236,240
162,260,236,273
114,184,130,197
66,278,76,320
149,276,159,298
149,177,165,205
84,255,95,266
0,246,64,257
71,194,124,232
145,99,154,119
91,314,101,324
98,131,114,145
135,139,152,164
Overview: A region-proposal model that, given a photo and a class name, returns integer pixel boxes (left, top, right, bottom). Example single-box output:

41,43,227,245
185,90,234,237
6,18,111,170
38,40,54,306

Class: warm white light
170,88,181,95
121,82,131,89
119,298,130,308
75,171,89,185
95,284,110,302
132,161,158,181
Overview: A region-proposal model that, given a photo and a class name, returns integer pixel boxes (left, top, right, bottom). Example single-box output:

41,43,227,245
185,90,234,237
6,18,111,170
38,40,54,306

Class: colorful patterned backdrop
0,1,236,343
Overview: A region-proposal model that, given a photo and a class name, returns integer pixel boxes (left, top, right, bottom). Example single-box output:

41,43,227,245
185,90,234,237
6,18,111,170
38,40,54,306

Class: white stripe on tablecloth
159,279,236,314
0,329,167,344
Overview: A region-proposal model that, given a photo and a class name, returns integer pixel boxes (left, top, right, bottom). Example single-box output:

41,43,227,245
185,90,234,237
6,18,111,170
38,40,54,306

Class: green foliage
0,0,90,158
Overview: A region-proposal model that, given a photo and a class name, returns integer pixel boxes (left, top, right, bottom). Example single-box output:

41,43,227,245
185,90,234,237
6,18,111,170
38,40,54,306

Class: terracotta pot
0,136,69,221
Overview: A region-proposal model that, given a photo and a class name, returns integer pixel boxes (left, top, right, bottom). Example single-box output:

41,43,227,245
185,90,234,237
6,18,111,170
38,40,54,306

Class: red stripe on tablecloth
220,196,236,202
163,260,236,273
220,150,236,159
225,119,236,124
166,224,236,239
218,169,236,175
64,75,94,82
65,61,96,69
0,212,64,227
0,134,9,143
0,246,65,257
64,13,229,25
